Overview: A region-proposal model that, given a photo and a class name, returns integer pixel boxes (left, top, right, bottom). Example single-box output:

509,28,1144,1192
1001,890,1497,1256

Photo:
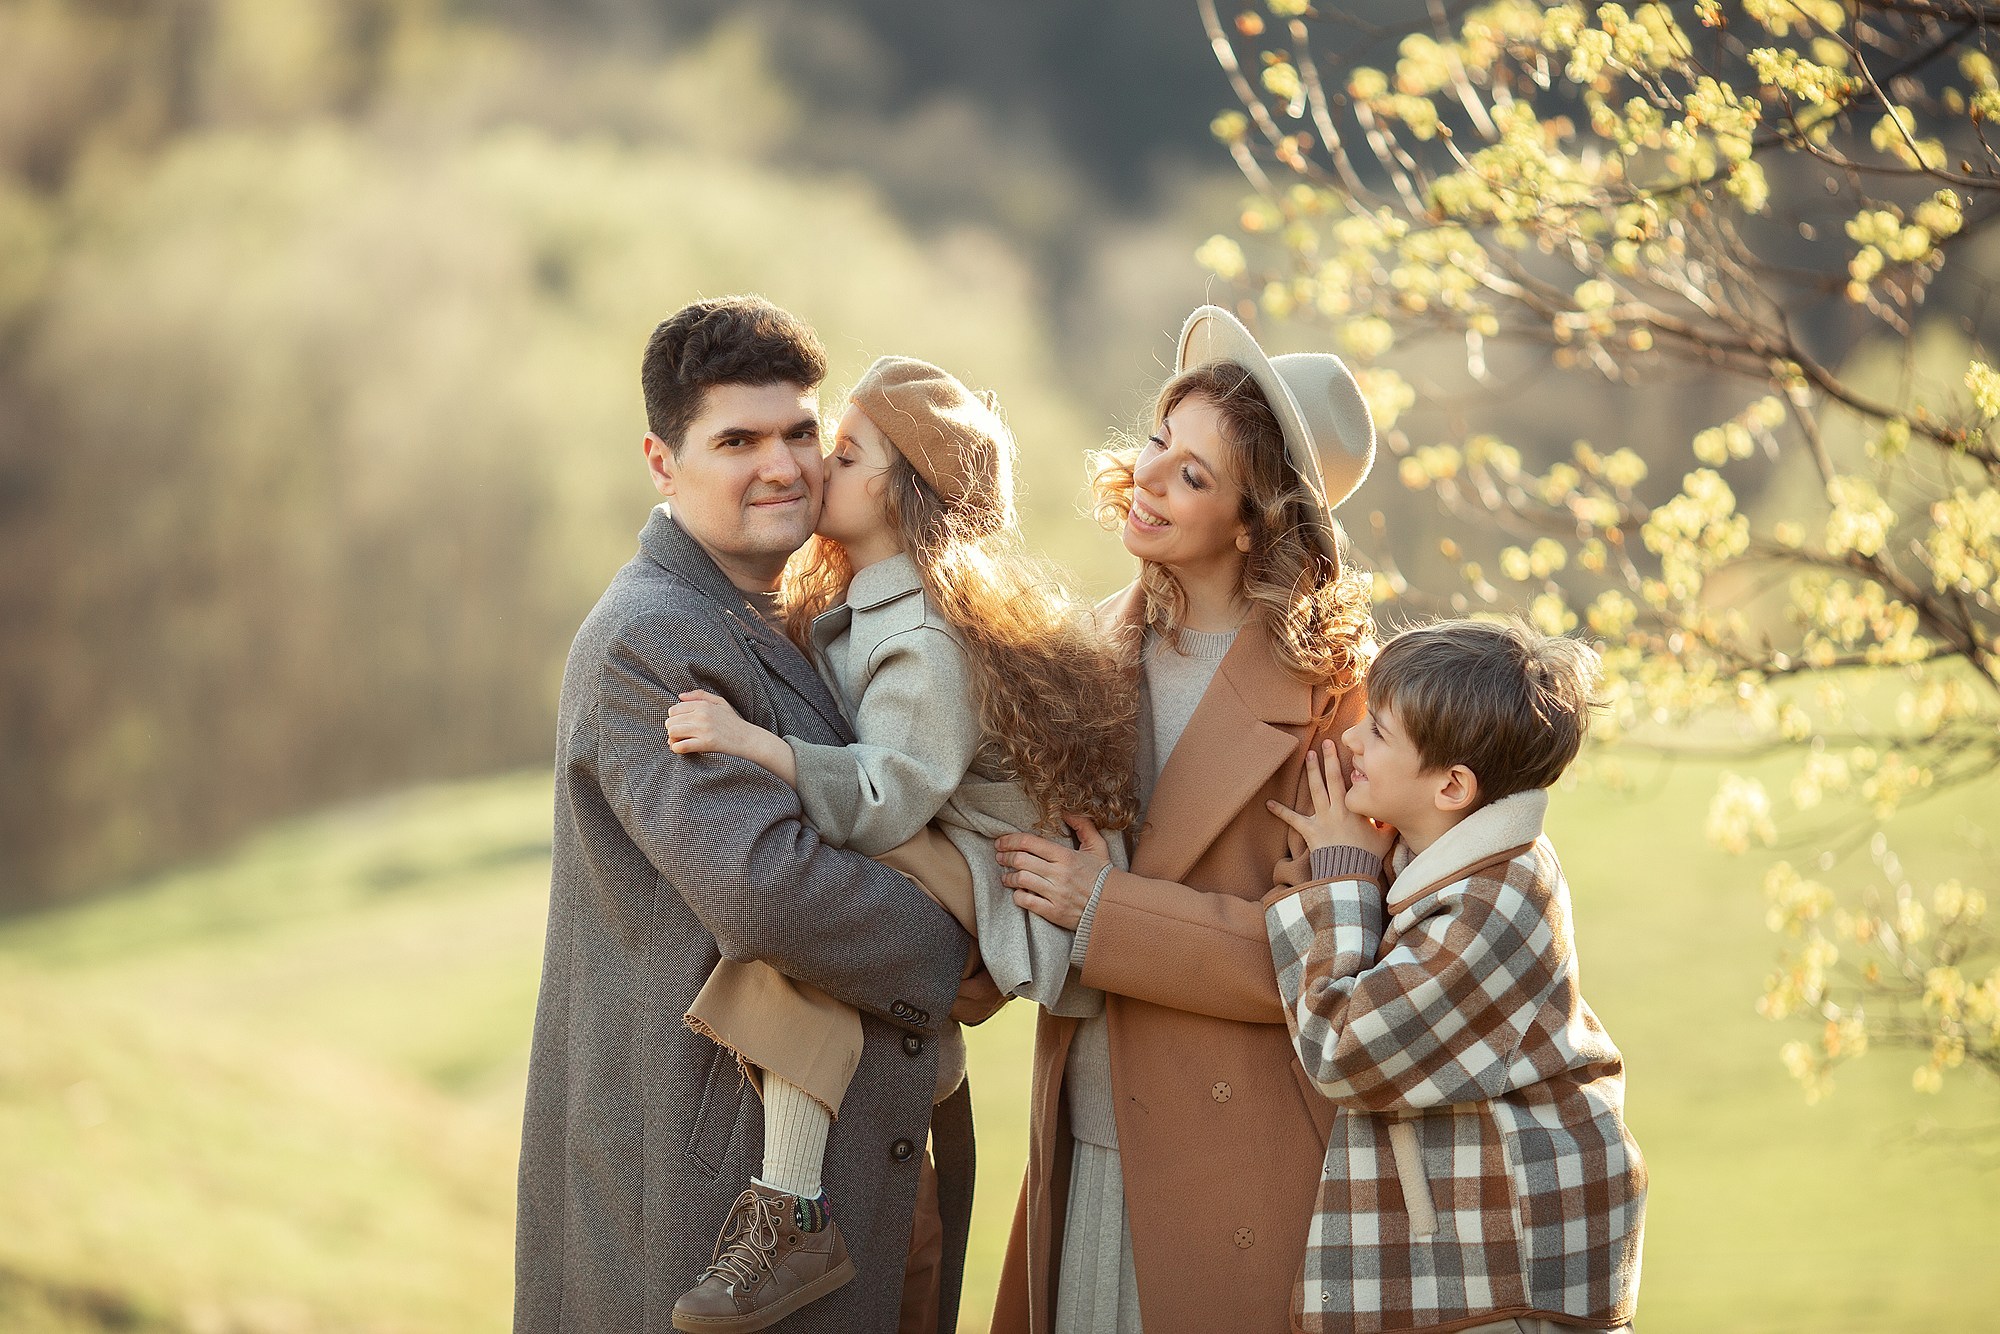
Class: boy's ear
644,432,677,499
1434,764,1480,815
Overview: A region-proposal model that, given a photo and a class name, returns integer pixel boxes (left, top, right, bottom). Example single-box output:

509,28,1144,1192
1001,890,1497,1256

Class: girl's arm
783,626,983,857
666,690,798,788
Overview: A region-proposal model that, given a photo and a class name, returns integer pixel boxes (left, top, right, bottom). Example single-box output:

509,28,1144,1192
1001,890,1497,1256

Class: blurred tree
1200,0,1997,1103
0,0,1116,908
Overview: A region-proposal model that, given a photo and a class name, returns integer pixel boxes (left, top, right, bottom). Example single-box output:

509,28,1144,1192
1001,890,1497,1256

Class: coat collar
806,552,926,664
638,506,851,740
1107,583,1321,884
846,552,924,611
1385,789,1548,913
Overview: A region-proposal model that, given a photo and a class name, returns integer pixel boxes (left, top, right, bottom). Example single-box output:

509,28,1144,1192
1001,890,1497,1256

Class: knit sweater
1066,625,1236,1148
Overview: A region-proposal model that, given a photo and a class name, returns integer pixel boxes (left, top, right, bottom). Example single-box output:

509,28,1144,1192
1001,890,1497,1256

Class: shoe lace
702,1189,786,1290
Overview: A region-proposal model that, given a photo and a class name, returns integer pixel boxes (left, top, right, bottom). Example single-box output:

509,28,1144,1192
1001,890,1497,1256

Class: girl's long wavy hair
1089,360,1374,692
782,433,1139,834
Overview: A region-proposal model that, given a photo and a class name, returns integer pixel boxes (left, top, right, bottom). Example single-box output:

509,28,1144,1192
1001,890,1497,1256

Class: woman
990,306,1377,1334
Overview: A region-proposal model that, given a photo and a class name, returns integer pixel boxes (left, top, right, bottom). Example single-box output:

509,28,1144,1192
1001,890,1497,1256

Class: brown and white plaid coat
1263,790,1646,1334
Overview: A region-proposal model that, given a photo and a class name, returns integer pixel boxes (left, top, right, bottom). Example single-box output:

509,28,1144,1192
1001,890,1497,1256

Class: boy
1263,618,1645,1334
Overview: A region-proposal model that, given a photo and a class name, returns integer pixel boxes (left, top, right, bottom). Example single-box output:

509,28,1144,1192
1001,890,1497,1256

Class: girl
663,355,1137,1334
990,305,1377,1334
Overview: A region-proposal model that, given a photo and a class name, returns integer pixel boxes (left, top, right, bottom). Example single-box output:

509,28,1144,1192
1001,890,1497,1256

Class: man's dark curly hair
642,296,827,454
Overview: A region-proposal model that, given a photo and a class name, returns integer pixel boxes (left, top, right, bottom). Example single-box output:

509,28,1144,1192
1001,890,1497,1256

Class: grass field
1,762,1995,1332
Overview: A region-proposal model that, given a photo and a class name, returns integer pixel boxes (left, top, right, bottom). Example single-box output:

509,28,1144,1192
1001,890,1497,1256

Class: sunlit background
2,2,1994,1331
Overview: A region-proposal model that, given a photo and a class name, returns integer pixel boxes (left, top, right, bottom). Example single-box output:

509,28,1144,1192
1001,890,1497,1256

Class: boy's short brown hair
641,296,827,453
1366,618,1601,806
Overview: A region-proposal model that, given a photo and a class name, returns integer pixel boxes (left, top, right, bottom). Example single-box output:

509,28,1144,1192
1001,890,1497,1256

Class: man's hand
1267,740,1395,861
950,965,1009,1026
666,689,796,784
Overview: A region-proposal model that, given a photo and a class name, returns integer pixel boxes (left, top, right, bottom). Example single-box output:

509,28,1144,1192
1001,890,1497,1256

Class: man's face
646,382,824,591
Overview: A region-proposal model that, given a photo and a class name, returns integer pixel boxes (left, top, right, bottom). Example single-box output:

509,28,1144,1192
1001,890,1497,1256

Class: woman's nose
1133,451,1167,493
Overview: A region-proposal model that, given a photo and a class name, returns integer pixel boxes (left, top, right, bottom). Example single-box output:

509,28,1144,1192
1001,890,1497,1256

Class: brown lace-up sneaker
671,1181,855,1333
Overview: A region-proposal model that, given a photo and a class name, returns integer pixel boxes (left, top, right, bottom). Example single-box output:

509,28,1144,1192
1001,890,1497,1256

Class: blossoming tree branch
1197,0,1998,1103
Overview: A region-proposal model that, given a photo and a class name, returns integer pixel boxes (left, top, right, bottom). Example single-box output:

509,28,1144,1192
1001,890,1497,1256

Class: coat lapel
639,507,854,741
1126,592,1317,886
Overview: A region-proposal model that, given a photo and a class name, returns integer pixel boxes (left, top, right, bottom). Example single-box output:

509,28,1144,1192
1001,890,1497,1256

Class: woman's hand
997,815,1112,932
1267,740,1395,861
665,690,795,783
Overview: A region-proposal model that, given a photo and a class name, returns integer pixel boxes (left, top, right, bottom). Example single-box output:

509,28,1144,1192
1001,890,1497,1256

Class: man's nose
759,441,803,484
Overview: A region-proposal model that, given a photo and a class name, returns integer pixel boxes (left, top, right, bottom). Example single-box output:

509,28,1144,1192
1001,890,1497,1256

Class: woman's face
1122,392,1250,577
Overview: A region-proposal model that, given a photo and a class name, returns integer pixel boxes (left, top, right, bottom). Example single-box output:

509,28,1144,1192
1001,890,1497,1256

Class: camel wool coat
992,584,1368,1334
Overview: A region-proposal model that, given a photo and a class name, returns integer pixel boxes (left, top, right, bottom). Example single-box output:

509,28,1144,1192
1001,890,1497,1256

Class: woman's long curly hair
782,422,1139,835
1089,360,1374,692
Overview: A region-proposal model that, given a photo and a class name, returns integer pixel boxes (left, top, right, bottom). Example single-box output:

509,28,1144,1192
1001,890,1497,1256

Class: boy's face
1341,702,1476,845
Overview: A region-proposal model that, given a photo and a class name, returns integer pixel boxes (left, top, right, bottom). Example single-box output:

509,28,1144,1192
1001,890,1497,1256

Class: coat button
1234,1227,1254,1249
890,1138,915,1163
903,1035,924,1056
890,1000,910,1018
1211,1081,1231,1103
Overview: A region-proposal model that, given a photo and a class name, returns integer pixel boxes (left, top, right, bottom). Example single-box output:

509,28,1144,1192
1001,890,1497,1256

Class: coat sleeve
1074,691,1363,1027
785,626,984,857
1076,867,1285,1024
1264,869,1557,1111
595,610,968,1033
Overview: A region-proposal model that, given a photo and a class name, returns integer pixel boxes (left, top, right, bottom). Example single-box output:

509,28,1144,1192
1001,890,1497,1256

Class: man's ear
1435,764,1480,815
643,432,677,499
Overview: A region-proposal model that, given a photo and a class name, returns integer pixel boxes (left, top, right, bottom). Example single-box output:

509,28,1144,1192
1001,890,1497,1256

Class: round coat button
1211,1081,1231,1104
903,1035,924,1056
890,1138,916,1163
1234,1227,1255,1249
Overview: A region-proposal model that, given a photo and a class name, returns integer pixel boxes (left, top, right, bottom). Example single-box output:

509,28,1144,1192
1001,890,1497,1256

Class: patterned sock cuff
794,1191,831,1233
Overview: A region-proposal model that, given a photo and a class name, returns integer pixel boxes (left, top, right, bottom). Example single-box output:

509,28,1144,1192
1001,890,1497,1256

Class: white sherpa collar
1386,789,1547,911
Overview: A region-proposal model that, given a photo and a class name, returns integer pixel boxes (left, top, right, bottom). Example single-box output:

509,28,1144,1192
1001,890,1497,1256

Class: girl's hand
665,690,792,779
998,815,1112,932
1267,740,1395,861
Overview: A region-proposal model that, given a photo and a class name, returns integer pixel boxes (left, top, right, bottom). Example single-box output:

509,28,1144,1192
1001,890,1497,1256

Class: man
514,296,976,1333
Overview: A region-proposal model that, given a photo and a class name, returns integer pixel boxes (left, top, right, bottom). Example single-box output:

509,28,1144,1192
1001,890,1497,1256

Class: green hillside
2,765,1994,1332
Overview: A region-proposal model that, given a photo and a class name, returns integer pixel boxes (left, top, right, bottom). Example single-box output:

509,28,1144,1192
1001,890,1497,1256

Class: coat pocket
684,1041,746,1178
1384,1118,1438,1239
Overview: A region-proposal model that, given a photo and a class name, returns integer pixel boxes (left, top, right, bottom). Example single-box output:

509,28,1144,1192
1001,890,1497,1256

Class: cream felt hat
1176,304,1375,560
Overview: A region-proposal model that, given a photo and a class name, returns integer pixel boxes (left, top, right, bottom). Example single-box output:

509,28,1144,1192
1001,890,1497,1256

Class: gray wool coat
514,508,976,1334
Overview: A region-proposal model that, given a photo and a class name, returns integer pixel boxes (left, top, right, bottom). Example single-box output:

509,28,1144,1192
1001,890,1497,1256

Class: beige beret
849,356,1014,518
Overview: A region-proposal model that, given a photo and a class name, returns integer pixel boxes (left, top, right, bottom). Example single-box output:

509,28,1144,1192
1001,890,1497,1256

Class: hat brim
1176,305,1343,561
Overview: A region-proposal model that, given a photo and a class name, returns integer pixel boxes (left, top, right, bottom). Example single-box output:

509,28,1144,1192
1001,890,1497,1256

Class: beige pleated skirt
1053,1139,1143,1334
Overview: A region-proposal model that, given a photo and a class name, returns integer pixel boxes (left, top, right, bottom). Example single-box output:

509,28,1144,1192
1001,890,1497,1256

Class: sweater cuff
1068,866,1113,968
1310,845,1386,886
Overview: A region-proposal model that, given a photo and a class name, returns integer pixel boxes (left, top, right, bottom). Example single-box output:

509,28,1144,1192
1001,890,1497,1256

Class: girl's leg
756,1072,831,1210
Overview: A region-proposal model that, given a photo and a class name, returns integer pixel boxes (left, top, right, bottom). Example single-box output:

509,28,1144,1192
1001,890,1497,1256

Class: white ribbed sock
756,1073,830,1201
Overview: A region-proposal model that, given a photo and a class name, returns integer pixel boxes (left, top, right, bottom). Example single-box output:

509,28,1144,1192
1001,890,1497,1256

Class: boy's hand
665,690,791,777
1267,740,1395,861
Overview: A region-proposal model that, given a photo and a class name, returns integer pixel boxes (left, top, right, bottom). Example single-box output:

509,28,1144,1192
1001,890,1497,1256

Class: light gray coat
787,553,1103,1018
514,510,975,1334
